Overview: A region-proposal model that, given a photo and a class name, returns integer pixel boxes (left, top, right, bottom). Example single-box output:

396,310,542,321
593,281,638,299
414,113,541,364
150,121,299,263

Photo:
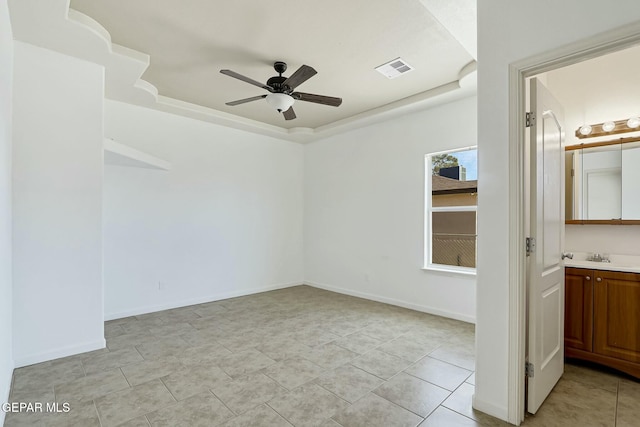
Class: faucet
588,253,610,263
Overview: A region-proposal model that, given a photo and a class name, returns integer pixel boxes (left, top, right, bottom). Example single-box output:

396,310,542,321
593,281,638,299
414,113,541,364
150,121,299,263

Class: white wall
566,225,640,255
103,100,304,319
0,0,14,421
12,42,104,367
304,96,477,322
476,1,640,421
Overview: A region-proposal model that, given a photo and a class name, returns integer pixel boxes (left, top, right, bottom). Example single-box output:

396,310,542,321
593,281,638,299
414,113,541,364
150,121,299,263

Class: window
425,147,478,273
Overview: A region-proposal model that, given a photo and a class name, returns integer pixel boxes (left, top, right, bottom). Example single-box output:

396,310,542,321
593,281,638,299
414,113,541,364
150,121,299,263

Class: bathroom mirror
566,139,640,223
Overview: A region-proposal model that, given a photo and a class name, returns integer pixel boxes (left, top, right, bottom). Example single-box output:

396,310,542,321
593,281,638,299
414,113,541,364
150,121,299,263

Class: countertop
564,252,640,274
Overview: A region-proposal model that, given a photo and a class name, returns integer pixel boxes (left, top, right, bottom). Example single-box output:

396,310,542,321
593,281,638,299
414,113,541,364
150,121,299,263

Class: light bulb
627,117,640,129
602,121,615,132
579,125,592,136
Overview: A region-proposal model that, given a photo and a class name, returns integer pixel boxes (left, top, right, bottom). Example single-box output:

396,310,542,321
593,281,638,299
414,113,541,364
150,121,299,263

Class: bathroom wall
565,225,640,256
544,44,640,256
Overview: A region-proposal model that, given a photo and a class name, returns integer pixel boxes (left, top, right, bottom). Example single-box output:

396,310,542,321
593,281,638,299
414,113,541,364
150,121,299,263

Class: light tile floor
4,285,639,426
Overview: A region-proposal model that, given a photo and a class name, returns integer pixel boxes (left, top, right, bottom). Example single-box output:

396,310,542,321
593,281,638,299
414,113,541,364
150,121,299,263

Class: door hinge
526,112,536,127
526,362,535,378
526,237,536,255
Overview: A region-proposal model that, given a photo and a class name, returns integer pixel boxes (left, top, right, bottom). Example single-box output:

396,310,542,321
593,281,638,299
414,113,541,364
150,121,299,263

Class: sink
564,253,640,273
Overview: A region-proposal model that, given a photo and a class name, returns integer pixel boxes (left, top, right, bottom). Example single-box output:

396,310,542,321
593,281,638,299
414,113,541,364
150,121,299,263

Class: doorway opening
508,27,640,425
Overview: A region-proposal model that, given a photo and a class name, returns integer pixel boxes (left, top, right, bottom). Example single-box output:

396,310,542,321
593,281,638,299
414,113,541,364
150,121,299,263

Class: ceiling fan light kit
221,61,342,121
265,93,294,112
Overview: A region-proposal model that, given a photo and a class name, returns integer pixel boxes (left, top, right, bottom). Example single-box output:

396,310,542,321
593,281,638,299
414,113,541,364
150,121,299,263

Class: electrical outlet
158,281,167,291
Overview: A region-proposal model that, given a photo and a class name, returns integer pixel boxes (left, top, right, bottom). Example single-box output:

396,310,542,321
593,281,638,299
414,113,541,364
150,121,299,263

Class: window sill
422,265,477,277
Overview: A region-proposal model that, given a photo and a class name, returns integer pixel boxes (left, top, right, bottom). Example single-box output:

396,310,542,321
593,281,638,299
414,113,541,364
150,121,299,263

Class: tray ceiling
8,0,476,141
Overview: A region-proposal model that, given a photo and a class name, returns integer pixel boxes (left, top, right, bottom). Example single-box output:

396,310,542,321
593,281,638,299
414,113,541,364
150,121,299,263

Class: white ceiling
542,44,640,143
7,0,476,142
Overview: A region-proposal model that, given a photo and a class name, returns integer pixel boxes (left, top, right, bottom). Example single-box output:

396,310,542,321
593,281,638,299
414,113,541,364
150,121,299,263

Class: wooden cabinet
565,267,640,378
564,268,593,352
593,270,640,363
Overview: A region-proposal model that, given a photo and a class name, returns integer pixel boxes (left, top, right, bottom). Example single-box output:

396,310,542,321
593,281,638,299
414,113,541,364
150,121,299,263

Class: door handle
561,252,574,260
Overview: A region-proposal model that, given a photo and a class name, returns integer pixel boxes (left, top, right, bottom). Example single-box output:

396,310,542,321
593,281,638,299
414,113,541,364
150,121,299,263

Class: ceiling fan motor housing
266,76,289,93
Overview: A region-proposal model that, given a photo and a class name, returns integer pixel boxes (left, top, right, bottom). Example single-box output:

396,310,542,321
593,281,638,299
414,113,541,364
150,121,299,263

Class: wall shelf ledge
104,138,171,170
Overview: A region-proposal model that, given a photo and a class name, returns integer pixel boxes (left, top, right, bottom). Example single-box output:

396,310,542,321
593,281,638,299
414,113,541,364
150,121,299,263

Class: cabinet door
594,270,640,362
565,268,593,351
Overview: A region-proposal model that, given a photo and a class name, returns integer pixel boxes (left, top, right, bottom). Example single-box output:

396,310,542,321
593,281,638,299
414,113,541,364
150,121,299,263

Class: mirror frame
566,136,640,225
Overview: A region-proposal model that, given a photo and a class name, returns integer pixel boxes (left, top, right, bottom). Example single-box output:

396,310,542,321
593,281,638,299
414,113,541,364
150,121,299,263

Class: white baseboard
306,280,476,324
104,281,304,321
472,394,509,423
14,339,106,368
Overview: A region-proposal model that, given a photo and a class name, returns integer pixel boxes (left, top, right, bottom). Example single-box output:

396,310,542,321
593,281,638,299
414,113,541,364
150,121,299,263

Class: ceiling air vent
375,57,414,79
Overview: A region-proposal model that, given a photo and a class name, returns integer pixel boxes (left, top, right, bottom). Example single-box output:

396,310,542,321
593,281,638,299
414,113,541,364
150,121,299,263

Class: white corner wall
12,41,104,367
103,100,304,319
304,96,477,322
476,1,640,421
0,0,14,421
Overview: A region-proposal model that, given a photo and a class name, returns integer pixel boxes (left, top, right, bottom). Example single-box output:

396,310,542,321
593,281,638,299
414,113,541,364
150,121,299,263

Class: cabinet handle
585,276,590,281
596,277,602,282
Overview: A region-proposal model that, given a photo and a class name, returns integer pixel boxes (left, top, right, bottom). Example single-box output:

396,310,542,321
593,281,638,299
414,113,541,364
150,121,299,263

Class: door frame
506,23,640,424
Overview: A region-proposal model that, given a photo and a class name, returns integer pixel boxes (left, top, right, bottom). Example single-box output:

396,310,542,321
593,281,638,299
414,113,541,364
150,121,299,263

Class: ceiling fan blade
282,106,296,120
220,69,273,92
282,65,317,90
293,92,342,107
225,95,267,106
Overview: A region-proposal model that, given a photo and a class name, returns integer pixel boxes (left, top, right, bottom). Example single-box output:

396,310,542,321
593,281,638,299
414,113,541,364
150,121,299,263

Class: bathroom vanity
564,258,640,378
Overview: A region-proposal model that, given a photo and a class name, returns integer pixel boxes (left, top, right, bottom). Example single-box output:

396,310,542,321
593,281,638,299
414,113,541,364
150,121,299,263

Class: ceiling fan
220,61,342,120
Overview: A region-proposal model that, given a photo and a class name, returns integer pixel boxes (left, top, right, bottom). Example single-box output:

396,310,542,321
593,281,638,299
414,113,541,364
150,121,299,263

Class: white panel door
527,78,566,414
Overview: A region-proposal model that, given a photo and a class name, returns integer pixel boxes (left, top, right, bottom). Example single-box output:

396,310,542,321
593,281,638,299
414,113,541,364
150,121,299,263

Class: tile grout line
207,388,237,417
367,389,427,422
158,376,178,402
311,378,358,406
92,400,104,427
438,380,481,424
265,400,296,426
368,371,448,421
208,387,239,417
614,379,619,427
402,368,472,393
119,367,132,388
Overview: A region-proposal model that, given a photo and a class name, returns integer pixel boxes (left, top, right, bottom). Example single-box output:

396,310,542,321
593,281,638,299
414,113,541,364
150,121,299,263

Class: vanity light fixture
627,116,640,129
576,116,640,139
579,125,593,136
602,121,616,132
